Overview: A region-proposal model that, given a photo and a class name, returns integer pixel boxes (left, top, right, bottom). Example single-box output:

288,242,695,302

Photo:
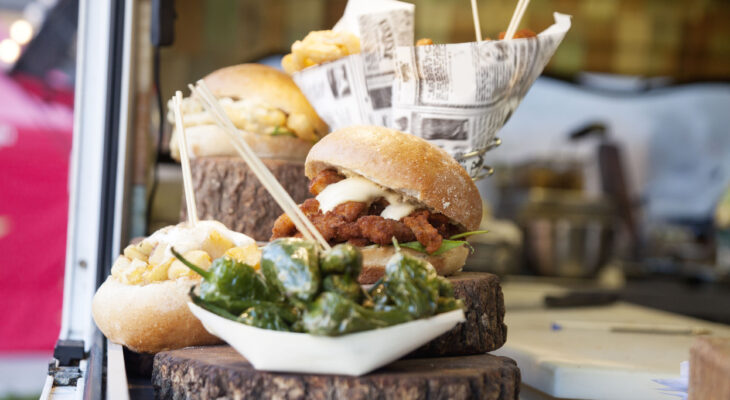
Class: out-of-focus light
0,39,21,64
10,20,34,45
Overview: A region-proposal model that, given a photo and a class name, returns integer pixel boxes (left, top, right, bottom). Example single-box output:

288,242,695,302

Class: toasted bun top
305,125,482,231
203,64,328,137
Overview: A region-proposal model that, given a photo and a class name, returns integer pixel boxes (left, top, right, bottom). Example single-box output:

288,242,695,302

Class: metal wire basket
454,137,502,181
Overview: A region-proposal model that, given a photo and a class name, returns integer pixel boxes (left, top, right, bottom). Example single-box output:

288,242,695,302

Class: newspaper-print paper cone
292,0,414,129
391,13,572,178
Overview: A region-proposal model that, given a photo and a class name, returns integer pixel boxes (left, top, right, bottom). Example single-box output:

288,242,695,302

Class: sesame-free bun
170,63,328,161
172,124,312,162
305,125,482,231
92,276,220,353
358,245,469,284
203,64,326,138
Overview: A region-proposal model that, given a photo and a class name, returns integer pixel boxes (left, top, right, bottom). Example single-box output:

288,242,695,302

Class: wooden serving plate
152,345,520,400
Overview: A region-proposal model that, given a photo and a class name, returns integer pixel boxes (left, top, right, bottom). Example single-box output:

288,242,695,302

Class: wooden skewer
173,91,199,228
470,0,482,42
189,81,332,251
504,0,530,40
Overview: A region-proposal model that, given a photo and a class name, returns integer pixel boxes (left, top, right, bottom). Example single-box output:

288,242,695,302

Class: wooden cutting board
495,281,730,399
152,345,520,400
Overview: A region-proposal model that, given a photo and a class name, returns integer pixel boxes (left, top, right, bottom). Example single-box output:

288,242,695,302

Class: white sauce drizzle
315,177,417,221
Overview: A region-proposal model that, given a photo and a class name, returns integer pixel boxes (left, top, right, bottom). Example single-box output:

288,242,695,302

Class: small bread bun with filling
271,125,482,283
92,221,260,353
168,64,328,162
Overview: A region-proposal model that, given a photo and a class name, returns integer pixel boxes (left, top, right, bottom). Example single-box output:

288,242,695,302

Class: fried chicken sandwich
271,125,483,283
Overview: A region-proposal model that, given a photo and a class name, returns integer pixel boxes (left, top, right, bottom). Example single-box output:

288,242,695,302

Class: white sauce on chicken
315,177,417,221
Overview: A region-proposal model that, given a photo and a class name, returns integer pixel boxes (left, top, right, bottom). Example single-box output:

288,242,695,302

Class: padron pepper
261,238,321,303
172,247,279,314
376,251,440,318
322,274,363,303
190,290,297,332
435,275,463,313
371,243,463,318
238,303,294,332
320,243,362,278
302,292,412,336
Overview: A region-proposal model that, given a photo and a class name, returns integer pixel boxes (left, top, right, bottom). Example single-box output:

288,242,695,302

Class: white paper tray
189,302,465,376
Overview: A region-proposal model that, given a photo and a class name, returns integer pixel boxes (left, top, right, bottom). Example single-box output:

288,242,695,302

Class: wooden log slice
689,336,730,400
412,272,507,357
181,157,311,241
153,345,520,400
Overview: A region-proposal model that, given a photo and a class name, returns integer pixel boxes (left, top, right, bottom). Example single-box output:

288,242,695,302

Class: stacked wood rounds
152,272,519,399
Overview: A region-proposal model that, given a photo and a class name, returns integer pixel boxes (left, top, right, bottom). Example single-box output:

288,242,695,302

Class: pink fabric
0,73,73,351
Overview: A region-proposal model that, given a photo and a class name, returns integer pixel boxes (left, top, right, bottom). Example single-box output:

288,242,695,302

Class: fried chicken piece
309,213,342,242
308,169,345,195
272,198,322,240
271,213,297,239
335,222,361,243
416,38,434,46
300,198,321,215
347,238,369,247
498,29,537,40
332,201,368,222
357,216,416,245
428,212,463,238
403,210,443,254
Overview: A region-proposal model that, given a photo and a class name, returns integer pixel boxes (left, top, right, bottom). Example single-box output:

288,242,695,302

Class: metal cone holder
455,137,502,181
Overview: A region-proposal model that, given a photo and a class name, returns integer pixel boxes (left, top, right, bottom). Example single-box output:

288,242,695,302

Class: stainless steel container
519,189,616,278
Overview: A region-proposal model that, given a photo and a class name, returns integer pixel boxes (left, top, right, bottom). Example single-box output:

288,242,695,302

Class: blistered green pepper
322,274,363,303
238,303,293,331
372,248,463,318
375,251,441,318
261,238,321,302
191,290,297,331
173,248,279,314
320,243,362,278
302,292,412,336
435,276,462,313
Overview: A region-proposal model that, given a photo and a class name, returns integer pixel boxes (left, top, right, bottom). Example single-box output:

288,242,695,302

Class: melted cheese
315,177,417,221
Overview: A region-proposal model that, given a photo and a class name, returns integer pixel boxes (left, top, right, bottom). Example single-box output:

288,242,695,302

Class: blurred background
0,0,729,397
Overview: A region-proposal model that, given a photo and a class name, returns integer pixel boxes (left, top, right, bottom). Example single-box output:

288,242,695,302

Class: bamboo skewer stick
470,0,483,42
172,91,199,228
189,81,331,251
504,0,530,40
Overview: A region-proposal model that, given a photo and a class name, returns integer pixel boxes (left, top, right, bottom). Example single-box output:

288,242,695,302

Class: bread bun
305,125,482,231
170,63,328,161
92,276,220,353
172,124,312,162
203,64,326,136
358,245,469,284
